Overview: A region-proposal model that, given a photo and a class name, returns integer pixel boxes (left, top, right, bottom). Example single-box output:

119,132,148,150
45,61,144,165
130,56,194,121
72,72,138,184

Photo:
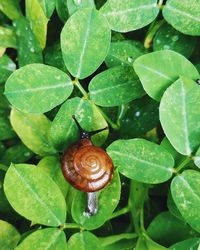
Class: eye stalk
72,115,108,139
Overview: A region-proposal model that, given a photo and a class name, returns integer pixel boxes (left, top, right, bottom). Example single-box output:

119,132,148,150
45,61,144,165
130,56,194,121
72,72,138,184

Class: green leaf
1,143,33,166
38,0,56,18
160,77,200,155
105,40,146,68
26,0,49,49
0,220,20,250
147,211,198,247
16,228,67,250
50,97,108,151
10,109,56,156
163,0,200,36
107,139,174,184
67,0,95,16
133,50,199,101
167,191,183,221
0,0,22,20
170,238,200,250
171,170,200,232
4,163,67,226
14,17,43,67
72,170,121,230
119,95,159,137
100,0,159,32
0,115,16,140
38,156,69,197
55,0,68,22
68,232,101,250
89,66,144,107
0,26,17,49
0,55,16,84
61,8,111,79
153,23,197,58
5,64,73,113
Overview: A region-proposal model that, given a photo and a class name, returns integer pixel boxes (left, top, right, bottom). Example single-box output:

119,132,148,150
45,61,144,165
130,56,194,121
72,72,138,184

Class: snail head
72,115,108,139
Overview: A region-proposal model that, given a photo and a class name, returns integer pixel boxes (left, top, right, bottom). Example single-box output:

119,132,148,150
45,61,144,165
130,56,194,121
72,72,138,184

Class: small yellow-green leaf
0,26,17,49
0,220,20,250
5,64,73,113
0,0,22,20
16,228,67,250
107,139,174,184
61,8,111,79
10,109,56,156
4,164,67,226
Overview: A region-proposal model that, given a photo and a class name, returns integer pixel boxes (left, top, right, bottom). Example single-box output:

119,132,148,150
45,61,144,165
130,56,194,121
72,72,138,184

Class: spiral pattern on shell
62,139,114,192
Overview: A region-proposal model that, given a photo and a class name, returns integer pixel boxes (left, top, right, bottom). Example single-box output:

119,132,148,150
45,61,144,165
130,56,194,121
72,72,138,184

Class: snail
62,116,114,216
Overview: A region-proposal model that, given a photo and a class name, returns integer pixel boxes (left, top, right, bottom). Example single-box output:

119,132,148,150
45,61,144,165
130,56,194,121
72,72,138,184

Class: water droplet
110,58,114,62
74,0,81,5
30,47,35,53
166,34,170,38
163,45,170,50
135,111,140,117
127,56,133,63
121,62,124,66
156,39,161,44
172,35,179,42
0,30,4,35
24,152,31,157
55,75,61,80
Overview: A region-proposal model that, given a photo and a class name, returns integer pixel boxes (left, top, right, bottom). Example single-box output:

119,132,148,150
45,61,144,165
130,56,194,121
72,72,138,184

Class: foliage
0,0,200,249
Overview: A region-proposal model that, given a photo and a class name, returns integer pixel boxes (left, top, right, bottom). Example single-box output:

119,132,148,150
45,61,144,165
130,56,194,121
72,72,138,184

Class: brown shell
62,139,114,192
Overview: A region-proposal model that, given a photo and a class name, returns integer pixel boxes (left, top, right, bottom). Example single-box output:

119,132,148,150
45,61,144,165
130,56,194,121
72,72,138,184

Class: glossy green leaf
136,236,168,250
50,97,108,151
38,0,56,18
61,8,111,79
14,17,43,67
153,23,197,58
38,156,69,197
89,66,144,107
147,211,198,247
0,143,33,166
0,55,16,84
0,115,16,140
160,77,200,155
0,220,20,250
119,95,159,137
171,170,200,232
0,26,17,49
105,40,146,68
163,0,200,35
56,0,68,22
134,50,199,101
16,228,67,250
100,0,159,32
0,0,22,20
72,171,120,230
4,163,67,226
26,0,49,49
68,232,101,250
5,64,73,113
10,109,56,156
170,238,200,250
67,0,95,15
107,139,174,184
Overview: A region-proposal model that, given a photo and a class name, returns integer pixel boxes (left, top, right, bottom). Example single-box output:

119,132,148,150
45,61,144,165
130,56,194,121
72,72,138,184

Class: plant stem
109,206,130,220
144,19,165,48
73,78,119,130
100,233,138,247
61,223,82,230
139,207,146,233
175,156,192,173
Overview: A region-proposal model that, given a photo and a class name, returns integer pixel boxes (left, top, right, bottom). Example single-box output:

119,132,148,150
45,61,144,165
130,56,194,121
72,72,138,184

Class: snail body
61,116,114,215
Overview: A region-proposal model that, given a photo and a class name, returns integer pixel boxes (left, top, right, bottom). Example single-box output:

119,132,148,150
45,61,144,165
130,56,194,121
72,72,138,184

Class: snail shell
62,138,114,192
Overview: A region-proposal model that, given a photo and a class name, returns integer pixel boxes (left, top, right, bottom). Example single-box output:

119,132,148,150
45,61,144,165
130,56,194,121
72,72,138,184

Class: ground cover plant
0,0,200,249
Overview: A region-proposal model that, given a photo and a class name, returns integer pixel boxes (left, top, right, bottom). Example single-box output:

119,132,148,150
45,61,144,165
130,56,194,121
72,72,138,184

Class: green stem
144,19,165,48
139,207,145,233
73,78,119,130
109,206,130,220
61,223,82,230
116,104,128,127
175,156,192,173
100,233,138,247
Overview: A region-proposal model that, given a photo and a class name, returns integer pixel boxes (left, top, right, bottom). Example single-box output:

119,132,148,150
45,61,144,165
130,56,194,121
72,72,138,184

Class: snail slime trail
62,116,114,216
